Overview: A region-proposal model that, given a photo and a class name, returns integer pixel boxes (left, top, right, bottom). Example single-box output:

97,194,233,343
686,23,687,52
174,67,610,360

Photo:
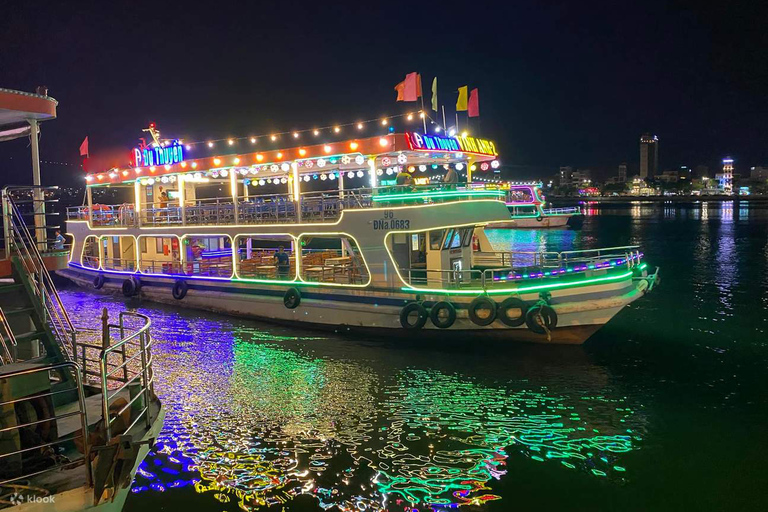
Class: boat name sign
405,132,497,157
372,210,410,230
133,140,185,168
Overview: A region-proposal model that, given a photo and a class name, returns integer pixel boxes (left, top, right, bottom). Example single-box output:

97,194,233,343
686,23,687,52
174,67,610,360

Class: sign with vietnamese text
133,140,184,167
405,132,497,157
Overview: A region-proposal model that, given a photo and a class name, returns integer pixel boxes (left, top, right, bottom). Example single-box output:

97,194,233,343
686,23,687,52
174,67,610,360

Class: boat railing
542,206,582,215
65,184,504,228
71,311,155,442
401,267,486,289
2,186,75,358
0,361,92,488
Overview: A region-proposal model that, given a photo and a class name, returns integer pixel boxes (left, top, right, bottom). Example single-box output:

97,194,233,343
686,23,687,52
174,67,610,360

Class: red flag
468,88,479,117
416,74,422,97
403,72,419,101
79,136,89,156
394,81,405,101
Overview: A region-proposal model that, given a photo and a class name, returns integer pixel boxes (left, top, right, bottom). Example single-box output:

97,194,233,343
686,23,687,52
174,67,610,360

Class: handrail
0,361,91,487
0,306,16,364
99,311,153,442
2,186,75,359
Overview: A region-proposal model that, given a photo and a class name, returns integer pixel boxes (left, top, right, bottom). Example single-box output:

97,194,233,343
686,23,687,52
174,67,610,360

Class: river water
58,201,768,511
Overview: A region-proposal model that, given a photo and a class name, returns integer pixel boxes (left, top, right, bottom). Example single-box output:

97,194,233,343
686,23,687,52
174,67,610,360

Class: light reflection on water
57,201,768,510
59,289,645,511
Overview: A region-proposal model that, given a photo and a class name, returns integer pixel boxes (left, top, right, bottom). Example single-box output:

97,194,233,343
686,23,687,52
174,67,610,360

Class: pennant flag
456,86,468,111
394,81,405,101
468,88,480,117
79,136,89,157
431,77,438,111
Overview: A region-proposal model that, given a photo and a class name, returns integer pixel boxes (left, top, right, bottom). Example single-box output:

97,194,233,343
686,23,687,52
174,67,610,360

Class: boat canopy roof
86,132,500,186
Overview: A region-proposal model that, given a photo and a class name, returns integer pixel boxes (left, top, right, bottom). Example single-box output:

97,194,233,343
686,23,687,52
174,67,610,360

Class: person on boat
395,171,414,194
275,245,290,279
443,166,458,189
52,230,66,250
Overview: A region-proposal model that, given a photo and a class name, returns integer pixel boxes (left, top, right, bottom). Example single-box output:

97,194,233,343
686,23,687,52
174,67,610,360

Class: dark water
58,202,768,511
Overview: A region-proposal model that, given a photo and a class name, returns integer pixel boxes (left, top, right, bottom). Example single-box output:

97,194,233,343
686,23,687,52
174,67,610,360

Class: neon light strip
400,270,635,295
371,190,505,202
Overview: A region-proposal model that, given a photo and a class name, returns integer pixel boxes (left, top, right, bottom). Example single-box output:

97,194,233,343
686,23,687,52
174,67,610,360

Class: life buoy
468,296,496,326
536,214,544,222
525,304,558,334
284,287,301,309
172,280,188,300
400,302,428,329
93,274,105,289
122,278,137,297
497,297,529,327
429,301,456,329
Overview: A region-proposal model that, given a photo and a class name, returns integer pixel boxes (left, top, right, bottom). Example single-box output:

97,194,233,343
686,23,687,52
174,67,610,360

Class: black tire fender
93,274,105,289
400,302,428,330
172,280,188,300
284,287,301,309
429,301,456,329
468,296,497,326
497,297,529,327
121,278,137,297
525,304,558,334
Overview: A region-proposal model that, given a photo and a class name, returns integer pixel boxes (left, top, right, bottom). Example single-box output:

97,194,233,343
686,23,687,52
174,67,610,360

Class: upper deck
72,130,503,230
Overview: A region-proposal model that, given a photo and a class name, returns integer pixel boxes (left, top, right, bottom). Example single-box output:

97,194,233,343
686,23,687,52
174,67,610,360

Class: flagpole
455,112,459,133
441,105,447,132
420,95,427,133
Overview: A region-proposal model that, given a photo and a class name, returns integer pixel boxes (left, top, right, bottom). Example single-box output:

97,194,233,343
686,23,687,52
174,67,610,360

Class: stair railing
0,306,17,364
2,186,74,359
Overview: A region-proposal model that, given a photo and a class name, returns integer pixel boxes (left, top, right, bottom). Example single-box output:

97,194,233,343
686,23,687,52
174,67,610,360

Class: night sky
2,0,767,185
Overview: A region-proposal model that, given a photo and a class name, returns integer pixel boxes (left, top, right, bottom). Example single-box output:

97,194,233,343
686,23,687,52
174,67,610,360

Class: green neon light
639,263,648,271
400,270,634,295
372,190,505,202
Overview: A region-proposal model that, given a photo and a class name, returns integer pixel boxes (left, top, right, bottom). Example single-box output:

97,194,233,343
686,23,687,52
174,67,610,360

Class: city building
559,166,574,186
639,134,659,179
750,166,768,180
571,169,591,185
618,163,627,182
719,157,734,195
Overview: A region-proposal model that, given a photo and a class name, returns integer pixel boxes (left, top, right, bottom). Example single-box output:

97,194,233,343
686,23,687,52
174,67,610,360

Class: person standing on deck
443,166,458,189
275,245,290,279
53,230,65,250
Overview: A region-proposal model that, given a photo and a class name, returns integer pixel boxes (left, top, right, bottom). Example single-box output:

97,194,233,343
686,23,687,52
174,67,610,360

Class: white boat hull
58,266,652,345
489,215,572,229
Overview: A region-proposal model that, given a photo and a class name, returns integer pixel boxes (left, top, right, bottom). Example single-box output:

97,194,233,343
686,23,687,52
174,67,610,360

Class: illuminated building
719,157,734,195
618,163,627,183
639,134,658,179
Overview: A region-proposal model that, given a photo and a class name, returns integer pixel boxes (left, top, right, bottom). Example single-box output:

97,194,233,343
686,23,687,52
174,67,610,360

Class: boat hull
58,265,651,345
489,214,573,229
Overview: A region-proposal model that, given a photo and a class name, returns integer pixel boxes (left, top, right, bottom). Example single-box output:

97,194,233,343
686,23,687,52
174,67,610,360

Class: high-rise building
618,163,627,182
720,158,734,194
639,134,659,179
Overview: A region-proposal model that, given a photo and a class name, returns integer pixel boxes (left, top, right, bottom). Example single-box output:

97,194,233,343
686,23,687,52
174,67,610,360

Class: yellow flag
456,86,468,111
431,77,438,111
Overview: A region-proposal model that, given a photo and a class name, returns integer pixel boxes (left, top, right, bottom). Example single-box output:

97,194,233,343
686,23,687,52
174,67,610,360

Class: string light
407,113,413,121
381,119,388,126
349,142,358,150
228,139,235,145
293,132,299,138
207,142,214,148
313,129,319,136
270,135,277,141
250,137,256,143
333,126,341,133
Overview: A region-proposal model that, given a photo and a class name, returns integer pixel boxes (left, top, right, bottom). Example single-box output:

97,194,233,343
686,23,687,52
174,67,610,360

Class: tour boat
487,182,584,229
60,128,658,344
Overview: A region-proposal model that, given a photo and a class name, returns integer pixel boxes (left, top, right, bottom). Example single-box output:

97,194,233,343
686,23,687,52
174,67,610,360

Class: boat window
138,236,183,276
429,229,444,250
81,235,100,269
235,234,296,281
298,234,369,285
461,228,474,247
100,236,137,272
448,230,462,249
441,229,455,250
183,236,233,278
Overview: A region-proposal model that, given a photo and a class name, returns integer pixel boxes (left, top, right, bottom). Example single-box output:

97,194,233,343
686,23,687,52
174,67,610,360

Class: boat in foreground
60,128,658,344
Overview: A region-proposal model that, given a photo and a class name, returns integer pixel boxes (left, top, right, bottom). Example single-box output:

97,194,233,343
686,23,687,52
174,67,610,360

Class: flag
79,136,89,157
431,77,438,111
468,88,479,117
394,72,420,102
456,86,468,111
394,81,405,101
